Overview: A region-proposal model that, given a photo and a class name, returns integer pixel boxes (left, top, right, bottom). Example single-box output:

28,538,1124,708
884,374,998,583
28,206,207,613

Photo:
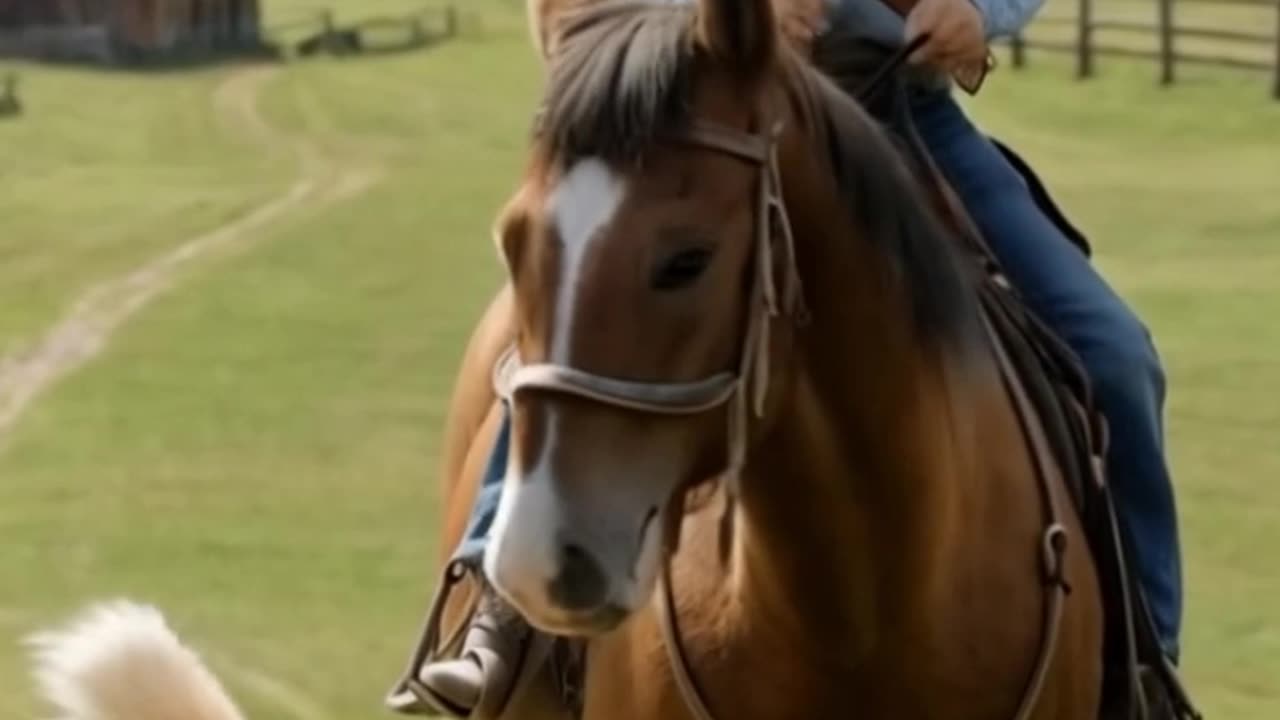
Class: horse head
482,0,812,636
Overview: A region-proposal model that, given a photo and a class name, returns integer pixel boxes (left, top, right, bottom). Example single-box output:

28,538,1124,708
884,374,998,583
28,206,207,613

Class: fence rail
1004,0,1280,99
263,4,458,58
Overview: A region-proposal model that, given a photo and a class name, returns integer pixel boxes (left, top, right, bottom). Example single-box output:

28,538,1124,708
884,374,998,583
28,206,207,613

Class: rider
393,0,1184,714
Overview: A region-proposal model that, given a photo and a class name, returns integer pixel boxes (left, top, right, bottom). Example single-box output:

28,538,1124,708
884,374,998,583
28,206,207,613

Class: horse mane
539,0,696,165
537,0,981,348
784,51,983,346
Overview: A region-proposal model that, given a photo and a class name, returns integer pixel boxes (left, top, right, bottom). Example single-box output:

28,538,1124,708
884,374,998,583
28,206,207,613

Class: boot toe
419,658,486,713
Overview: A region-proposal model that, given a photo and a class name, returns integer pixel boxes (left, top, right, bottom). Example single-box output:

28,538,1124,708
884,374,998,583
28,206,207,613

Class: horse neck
726,134,996,661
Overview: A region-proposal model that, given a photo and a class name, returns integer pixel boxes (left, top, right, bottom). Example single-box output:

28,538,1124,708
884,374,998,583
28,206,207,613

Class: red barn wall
0,0,262,58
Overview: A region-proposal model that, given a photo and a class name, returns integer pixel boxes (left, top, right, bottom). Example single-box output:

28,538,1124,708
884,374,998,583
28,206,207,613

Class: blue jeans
452,88,1183,660
453,401,511,567
908,88,1182,659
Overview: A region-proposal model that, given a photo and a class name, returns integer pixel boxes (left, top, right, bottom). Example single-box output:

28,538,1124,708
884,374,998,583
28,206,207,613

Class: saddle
813,37,1202,720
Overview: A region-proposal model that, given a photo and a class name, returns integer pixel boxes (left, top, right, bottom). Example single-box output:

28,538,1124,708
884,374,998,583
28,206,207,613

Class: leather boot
387,593,533,718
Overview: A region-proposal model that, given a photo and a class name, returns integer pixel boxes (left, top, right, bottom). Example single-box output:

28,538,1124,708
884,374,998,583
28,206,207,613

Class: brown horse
23,1,1109,719
420,0,1106,718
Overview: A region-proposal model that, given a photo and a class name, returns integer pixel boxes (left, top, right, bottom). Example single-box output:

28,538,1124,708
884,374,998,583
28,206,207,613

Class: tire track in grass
0,65,381,450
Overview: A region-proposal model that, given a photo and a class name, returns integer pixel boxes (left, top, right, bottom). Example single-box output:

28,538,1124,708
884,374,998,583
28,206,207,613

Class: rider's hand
903,0,989,75
780,0,826,54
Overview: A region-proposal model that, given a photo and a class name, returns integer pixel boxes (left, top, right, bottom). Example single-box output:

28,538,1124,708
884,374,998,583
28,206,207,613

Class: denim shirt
823,0,1047,48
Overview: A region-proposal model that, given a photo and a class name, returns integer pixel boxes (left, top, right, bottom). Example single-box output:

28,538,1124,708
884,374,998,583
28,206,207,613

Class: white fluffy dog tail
25,601,248,720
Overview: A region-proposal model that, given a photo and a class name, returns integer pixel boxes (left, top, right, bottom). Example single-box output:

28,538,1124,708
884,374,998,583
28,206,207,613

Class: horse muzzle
483,473,666,636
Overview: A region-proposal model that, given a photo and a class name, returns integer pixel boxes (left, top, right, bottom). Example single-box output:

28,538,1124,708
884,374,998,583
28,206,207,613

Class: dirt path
0,66,382,448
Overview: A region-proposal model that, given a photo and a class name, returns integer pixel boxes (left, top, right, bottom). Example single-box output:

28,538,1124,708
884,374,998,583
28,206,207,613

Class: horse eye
652,248,713,290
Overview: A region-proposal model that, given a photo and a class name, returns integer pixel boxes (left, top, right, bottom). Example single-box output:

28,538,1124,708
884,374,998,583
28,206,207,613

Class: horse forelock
538,0,698,166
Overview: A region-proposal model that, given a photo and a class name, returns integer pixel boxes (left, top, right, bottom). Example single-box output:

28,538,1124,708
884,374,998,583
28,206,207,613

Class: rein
853,33,929,100
644,120,1068,720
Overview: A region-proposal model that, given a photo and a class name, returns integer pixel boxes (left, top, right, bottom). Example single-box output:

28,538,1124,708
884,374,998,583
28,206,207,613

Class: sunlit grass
1,1,1276,717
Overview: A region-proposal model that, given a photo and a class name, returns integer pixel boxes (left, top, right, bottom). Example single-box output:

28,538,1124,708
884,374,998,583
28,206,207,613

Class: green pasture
0,66,291,357
1,0,1277,717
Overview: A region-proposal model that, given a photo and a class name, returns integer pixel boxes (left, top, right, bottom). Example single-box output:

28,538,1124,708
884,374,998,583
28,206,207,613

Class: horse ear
527,0,552,59
526,0,553,59
696,0,778,74
527,0,585,60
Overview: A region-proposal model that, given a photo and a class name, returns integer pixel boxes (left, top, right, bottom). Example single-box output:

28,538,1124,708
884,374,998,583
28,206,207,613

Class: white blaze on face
485,158,655,623
484,417,562,611
484,400,672,626
544,158,627,363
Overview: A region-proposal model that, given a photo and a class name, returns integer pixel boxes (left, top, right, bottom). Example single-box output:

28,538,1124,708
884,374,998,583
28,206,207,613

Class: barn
0,0,264,64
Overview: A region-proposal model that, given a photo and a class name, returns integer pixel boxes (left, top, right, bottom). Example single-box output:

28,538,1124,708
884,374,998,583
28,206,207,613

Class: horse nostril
547,542,609,612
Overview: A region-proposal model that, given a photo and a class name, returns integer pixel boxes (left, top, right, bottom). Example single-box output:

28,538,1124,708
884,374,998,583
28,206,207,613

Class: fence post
1158,0,1175,85
1010,31,1026,69
1077,0,1094,78
320,9,335,49
1273,0,1280,99
444,5,458,38
410,12,425,44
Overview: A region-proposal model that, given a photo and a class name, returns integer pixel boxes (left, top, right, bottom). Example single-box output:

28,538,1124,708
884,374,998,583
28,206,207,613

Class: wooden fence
1003,0,1280,99
264,4,458,58
0,71,19,118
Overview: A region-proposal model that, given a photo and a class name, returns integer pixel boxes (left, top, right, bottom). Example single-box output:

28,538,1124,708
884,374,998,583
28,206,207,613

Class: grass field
1,1,1278,717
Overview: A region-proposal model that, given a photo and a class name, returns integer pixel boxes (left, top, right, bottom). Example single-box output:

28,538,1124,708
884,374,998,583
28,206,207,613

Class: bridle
387,98,809,719
493,109,811,720
491,33,932,456
494,114,807,484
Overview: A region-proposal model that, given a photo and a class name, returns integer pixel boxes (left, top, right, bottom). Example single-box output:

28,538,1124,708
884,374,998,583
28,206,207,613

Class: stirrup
387,559,561,719
405,616,532,718
389,558,476,707
387,559,498,716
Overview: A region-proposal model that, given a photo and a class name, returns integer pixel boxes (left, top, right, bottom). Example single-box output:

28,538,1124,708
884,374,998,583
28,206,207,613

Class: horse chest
581,615,1063,720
